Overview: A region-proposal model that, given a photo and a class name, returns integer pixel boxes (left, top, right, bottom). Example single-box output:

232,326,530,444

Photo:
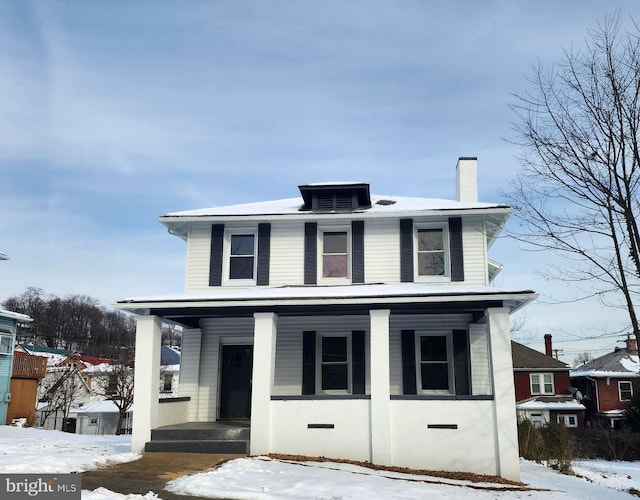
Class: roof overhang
115,284,537,328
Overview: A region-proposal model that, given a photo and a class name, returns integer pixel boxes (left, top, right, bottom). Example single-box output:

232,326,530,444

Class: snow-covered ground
0,426,638,499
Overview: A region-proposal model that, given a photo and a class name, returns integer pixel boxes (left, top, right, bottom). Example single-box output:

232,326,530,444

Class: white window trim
315,332,352,395
413,222,450,282
0,334,13,355
619,381,633,401
222,228,258,286
415,331,455,395
556,414,578,428
317,225,351,285
530,373,555,395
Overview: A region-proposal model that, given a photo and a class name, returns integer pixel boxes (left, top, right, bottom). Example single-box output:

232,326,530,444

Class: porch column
370,309,392,465
250,312,277,455
486,307,520,481
131,315,162,453
178,327,202,422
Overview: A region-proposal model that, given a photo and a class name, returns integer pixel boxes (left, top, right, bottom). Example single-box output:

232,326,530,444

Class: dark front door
220,345,253,419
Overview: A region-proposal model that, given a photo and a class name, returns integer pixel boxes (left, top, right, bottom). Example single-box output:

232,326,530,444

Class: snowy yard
0,426,638,499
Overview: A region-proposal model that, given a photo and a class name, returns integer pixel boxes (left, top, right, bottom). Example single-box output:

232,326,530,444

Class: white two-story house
116,158,536,481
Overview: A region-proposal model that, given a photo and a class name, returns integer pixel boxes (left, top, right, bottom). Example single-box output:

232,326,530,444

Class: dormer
298,182,371,212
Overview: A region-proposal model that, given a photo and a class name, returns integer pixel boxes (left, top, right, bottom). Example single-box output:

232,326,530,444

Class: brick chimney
544,333,553,357
456,157,478,202
626,336,638,352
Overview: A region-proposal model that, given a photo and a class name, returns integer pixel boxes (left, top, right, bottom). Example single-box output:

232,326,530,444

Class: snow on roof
116,283,537,308
0,308,32,322
517,399,586,411
73,400,133,414
571,351,639,378
162,194,508,218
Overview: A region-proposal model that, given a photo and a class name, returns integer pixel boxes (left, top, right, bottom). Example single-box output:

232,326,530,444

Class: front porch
124,286,536,481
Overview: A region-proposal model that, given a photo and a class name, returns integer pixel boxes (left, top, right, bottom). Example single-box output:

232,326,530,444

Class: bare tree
38,366,90,430
94,357,134,435
573,351,594,366
507,13,640,348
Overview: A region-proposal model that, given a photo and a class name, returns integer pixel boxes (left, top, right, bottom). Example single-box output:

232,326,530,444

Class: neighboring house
0,309,33,425
116,158,537,481
71,400,133,435
512,334,585,428
570,337,639,429
16,344,74,367
160,346,181,397
6,351,47,425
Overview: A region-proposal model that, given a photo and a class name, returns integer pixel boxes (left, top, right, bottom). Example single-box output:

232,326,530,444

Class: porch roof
115,284,537,327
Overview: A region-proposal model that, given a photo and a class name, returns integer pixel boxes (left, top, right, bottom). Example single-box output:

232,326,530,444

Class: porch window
400,329,469,396
318,334,351,393
619,381,633,401
417,333,454,393
320,230,350,280
302,330,365,396
530,373,554,395
0,334,12,355
557,414,578,428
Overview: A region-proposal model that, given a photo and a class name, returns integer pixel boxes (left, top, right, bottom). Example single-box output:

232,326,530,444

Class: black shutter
208,224,224,286
304,222,317,285
352,330,365,394
453,329,470,395
257,223,271,286
302,331,316,395
352,221,365,284
400,219,414,282
449,217,464,282
401,330,417,394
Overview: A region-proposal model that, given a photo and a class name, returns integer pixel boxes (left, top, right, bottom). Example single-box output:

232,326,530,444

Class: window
89,418,98,426
530,373,554,395
0,334,12,355
319,228,350,281
619,381,633,401
223,229,258,284
557,414,578,428
414,223,449,281
530,413,546,428
416,333,454,394
316,334,351,394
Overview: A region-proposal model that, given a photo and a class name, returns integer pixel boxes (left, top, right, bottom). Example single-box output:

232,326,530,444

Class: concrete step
150,426,250,442
144,439,249,454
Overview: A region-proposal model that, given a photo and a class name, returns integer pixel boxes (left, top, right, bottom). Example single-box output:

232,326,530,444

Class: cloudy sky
1,1,639,363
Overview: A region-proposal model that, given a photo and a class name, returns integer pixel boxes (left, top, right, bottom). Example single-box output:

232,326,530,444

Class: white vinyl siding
388,313,491,395
461,215,489,285
364,218,400,283
468,323,491,395
185,222,213,291
264,221,305,286
178,328,202,421
273,315,370,396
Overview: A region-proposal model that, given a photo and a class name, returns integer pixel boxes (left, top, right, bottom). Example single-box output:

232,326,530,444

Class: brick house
512,334,585,428
570,337,639,429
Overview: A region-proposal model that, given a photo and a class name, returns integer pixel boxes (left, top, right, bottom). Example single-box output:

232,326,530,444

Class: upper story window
619,381,633,401
223,229,258,285
416,332,454,394
530,373,554,395
318,226,351,283
414,223,450,281
0,334,12,355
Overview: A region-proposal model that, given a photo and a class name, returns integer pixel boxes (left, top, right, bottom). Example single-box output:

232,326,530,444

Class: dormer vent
299,182,371,212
